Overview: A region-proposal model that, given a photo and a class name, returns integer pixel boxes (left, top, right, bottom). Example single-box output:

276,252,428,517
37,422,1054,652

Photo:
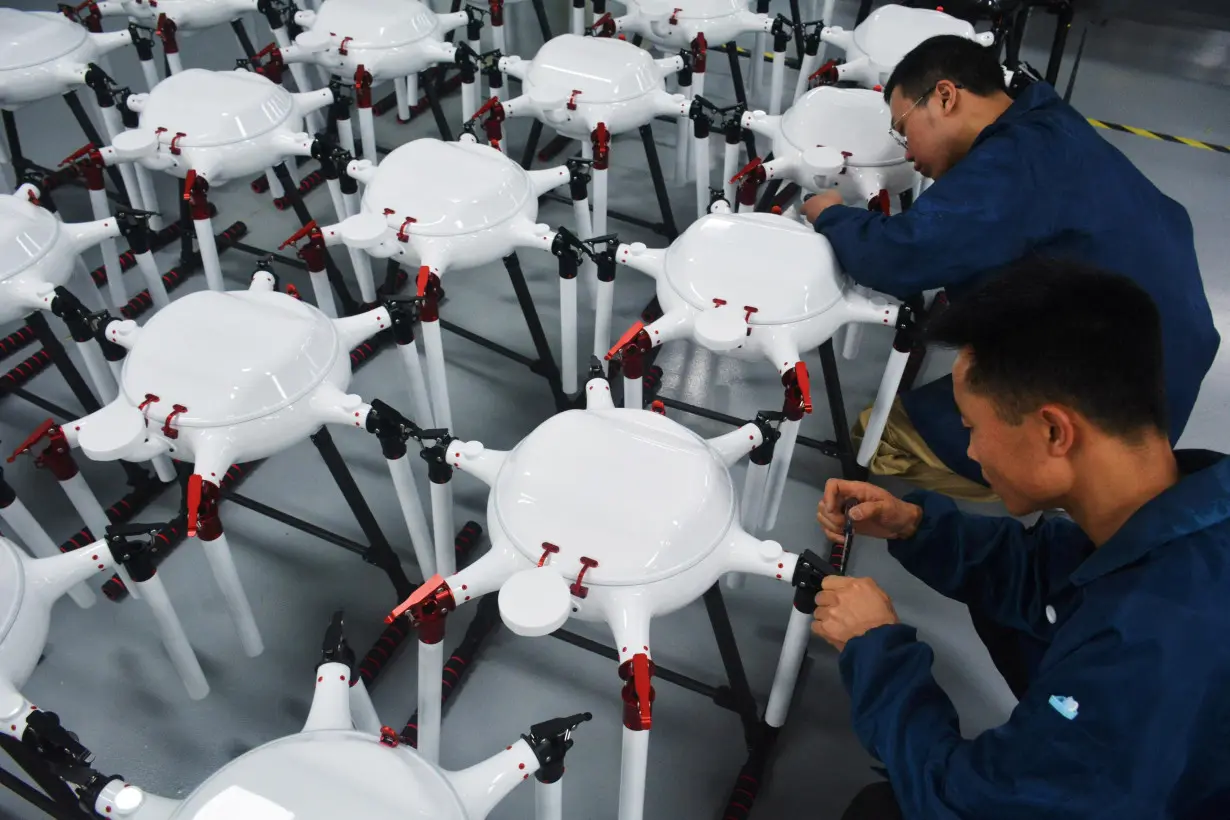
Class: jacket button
1045,605,1057,624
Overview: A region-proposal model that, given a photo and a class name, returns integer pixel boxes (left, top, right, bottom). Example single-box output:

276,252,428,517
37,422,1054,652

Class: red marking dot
605,385,610,391
98,564,104,569
523,774,529,780
622,647,627,652
9,725,15,731
776,574,782,579
340,675,346,681
319,676,323,682
519,763,526,770
106,809,111,814
462,584,468,590
749,435,753,439
643,645,648,650
588,385,593,390
91,555,98,560
506,745,512,750
465,595,471,601
74,426,80,431
211,472,216,477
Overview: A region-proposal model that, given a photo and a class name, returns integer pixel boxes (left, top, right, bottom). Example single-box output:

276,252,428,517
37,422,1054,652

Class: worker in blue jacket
800,35,1219,503
814,261,1230,820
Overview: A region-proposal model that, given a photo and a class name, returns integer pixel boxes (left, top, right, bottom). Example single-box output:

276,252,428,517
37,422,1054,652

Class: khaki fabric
852,397,1000,503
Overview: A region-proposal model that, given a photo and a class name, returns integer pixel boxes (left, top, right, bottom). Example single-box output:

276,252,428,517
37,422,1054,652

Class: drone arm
291,87,336,121
526,166,571,199
819,25,853,52
724,531,801,580
89,29,134,58
707,422,765,468
444,439,506,487
302,661,354,732
446,740,540,820
66,217,122,257
333,304,393,351
614,243,666,280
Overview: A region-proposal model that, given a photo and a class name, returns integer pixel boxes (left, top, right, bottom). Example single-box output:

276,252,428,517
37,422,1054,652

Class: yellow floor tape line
1087,119,1230,154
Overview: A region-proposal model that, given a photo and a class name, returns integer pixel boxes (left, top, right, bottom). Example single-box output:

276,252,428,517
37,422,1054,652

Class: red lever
729,156,763,184
8,419,57,463
566,89,582,111
808,59,839,87
168,132,187,155
589,12,615,36
379,726,400,747
182,169,197,202
279,220,319,250
155,14,179,52
569,556,598,599
669,7,682,24
354,65,373,108
690,33,707,73
488,0,505,26
416,264,432,298
606,321,645,361
631,654,653,729
396,216,416,242
538,542,560,567
162,404,187,439
186,473,203,537
590,123,610,171
795,361,813,414
338,36,353,56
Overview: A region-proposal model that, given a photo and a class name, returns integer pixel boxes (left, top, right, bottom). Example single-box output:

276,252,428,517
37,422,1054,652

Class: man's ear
1037,404,1077,457
935,79,960,114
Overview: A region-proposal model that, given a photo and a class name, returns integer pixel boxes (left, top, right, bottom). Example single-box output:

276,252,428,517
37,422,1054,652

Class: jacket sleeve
888,492,1087,634
813,136,1035,300
838,617,1201,820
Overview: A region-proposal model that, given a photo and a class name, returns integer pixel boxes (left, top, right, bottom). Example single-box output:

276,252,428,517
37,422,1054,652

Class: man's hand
817,478,923,544
812,575,899,651
801,189,844,224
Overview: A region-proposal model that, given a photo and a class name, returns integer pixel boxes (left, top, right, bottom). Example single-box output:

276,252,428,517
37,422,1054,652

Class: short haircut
883,35,1006,103
925,259,1170,438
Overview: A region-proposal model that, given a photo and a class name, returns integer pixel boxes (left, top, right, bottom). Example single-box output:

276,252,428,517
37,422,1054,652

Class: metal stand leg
311,427,414,601
531,0,553,42
817,339,863,480
231,18,259,59
423,67,454,142
27,312,101,414
521,119,544,170
639,124,678,240
504,253,567,411
701,584,760,744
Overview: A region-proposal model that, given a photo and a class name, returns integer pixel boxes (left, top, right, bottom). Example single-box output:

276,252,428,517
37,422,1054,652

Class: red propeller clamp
807,59,839,89
590,123,611,172
782,361,813,420
605,322,653,380
569,556,599,599
619,653,656,731
8,420,79,481
186,474,223,541
590,12,617,38
467,96,506,150
731,156,767,208
280,221,328,272
354,65,374,109
250,42,287,85
689,33,708,74
386,574,457,644
182,171,211,220
566,89,582,111
487,0,504,26
64,0,103,32
414,266,443,322
154,14,179,54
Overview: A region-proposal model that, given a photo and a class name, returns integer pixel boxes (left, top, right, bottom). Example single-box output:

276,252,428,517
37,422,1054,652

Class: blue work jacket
814,83,1220,484
839,450,1230,819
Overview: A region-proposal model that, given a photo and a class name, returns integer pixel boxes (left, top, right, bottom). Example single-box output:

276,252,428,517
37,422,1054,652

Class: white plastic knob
459,441,484,457
77,403,151,462
758,540,784,560
628,242,648,255
499,567,571,637
801,146,847,185
339,213,390,249
295,29,332,53
528,85,569,110
111,129,158,156
124,93,149,113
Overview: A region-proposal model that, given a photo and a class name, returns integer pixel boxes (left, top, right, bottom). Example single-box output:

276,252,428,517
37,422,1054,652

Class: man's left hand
812,575,899,651
801,189,845,224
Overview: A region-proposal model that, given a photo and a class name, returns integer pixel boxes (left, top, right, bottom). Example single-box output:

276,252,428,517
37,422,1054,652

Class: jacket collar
1070,450,1230,586
972,82,1060,149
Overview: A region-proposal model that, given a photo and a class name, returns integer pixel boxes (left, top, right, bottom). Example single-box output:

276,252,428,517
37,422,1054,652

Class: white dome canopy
853,6,979,68
494,408,736,586
0,195,62,281
0,539,24,647
638,0,746,20
527,34,662,105
360,139,532,237
663,213,846,325
780,86,906,166
120,291,341,427
172,731,466,820
0,10,88,72
135,69,296,149
309,0,439,49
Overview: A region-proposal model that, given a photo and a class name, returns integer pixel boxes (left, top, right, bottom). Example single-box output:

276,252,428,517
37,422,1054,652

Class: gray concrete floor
0,1,1227,818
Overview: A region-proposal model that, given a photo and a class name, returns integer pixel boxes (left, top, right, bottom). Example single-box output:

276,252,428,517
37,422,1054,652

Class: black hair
882,35,1007,103
925,259,1170,438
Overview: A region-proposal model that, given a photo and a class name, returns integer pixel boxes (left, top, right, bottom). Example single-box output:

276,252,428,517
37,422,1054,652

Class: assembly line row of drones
0,1,1004,818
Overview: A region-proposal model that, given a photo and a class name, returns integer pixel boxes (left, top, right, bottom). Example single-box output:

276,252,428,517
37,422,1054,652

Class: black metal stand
530,0,554,42
310,427,416,600
422,67,455,143
231,18,259,60
439,252,571,410
23,312,101,416
0,736,86,820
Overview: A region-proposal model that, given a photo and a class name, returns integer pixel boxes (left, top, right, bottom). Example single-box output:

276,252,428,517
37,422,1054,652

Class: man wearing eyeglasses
799,35,1218,506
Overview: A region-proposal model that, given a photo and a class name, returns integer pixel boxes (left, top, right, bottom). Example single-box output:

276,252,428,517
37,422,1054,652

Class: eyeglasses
888,84,963,149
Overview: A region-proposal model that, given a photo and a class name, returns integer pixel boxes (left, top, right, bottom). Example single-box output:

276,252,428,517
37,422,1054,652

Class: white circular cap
294,29,333,52
111,129,158,155
498,567,571,637
340,213,391,248
801,146,847,181
76,402,150,461
693,305,746,351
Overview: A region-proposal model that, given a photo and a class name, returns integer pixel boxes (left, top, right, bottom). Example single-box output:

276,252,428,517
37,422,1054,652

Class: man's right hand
817,478,924,544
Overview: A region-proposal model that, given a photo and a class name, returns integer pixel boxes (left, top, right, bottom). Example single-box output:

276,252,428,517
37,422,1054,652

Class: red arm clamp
606,322,653,380
7,420,79,482
808,59,839,88
468,96,506,149
155,14,179,54
731,157,767,208
619,653,656,731
182,171,211,220
590,13,617,38
280,221,327,272
354,65,373,108
488,0,504,26
690,33,708,74
186,474,223,541
590,123,611,171
782,361,813,420
386,574,457,644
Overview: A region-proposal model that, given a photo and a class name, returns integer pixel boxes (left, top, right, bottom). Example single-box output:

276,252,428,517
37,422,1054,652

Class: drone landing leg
504,253,568,412
27,312,101,414
62,91,127,202
273,162,360,314
0,482,95,608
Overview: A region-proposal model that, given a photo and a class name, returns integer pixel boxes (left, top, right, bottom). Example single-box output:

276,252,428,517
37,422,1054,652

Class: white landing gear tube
694,126,710,220
386,453,435,579
396,336,435,429
59,469,141,597
429,477,455,579
617,727,651,820
420,310,453,431
857,344,910,468
417,637,444,764
764,605,813,728
138,571,210,700
722,138,740,204
186,180,224,291
87,188,126,309
769,41,787,116
536,779,563,820
199,532,264,658
761,416,800,532
76,340,116,406
394,77,411,122
560,272,578,395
